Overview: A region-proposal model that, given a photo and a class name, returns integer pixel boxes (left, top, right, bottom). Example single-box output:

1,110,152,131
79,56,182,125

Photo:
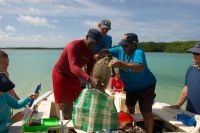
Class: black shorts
126,84,156,113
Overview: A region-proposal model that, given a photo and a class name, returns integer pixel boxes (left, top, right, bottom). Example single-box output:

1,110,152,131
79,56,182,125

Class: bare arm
94,49,111,61
109,60,144,72
8,89,20,100
170,86,188,109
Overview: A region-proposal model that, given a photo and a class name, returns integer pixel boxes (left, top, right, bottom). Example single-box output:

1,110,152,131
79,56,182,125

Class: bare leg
127,105,135,114
12,111,23,122
56,103,72,120
64,104,73,120
141,112,154,133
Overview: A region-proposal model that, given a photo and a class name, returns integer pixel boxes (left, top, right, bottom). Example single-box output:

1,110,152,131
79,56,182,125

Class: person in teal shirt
0,49,23,123
0,73,38,133
99,33,156,133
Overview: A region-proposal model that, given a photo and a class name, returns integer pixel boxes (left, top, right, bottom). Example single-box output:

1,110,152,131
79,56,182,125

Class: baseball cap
188,42,200,54
118,33,138,46
87,28,102,44
0,73,15,92
100,19,111,30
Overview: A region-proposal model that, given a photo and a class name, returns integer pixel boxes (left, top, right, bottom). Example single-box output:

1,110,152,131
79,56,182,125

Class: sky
0,0,200,48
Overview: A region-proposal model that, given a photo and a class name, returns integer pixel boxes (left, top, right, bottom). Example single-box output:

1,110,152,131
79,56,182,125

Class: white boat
9,91,86,133
9,90,200,133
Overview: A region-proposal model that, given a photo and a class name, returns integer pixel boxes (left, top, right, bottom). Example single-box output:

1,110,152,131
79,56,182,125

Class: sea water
3,49,192,108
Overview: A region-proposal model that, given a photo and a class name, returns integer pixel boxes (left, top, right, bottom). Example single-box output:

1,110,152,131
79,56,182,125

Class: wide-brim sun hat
188,42,200,54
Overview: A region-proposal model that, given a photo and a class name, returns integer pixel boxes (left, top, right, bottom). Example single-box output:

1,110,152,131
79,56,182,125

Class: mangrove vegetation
138,41,199,53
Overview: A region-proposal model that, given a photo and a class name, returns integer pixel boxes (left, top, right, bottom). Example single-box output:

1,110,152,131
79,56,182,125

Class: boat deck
9,90,200,133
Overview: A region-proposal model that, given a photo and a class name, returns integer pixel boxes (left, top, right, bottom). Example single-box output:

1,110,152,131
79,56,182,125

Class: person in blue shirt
0,72,38,133
171,42,200,114
80,20,112,89
92,19,112,54
99,33,156,133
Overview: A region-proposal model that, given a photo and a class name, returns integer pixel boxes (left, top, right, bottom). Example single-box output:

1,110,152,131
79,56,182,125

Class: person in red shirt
52,29,103,120
110,71,124,94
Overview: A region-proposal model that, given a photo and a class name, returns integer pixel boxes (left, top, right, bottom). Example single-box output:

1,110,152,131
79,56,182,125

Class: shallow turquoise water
4,49,193,107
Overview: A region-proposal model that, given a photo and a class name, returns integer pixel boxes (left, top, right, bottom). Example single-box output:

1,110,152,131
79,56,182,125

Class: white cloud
70,0,131,18
5,25,16,32
0,31,10,38
28,8,41,14
0,0,200,47
0,1,131,18
59,4,67,10
23,0,50,3
151,0,200,5
0,33,67,47
112,0,126,3
83,20,98,28
0,0,52,5
52,19,58,24
17,15,49,26
0,0,6,4
0,0,21,4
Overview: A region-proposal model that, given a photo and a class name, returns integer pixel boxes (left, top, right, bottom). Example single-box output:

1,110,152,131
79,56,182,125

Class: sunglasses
193,53,200,56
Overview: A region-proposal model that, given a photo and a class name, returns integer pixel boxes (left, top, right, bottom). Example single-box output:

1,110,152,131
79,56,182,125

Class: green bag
72,89,118,132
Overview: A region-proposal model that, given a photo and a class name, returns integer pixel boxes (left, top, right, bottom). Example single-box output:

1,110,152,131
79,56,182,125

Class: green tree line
2,40,199,53
138,41,199,53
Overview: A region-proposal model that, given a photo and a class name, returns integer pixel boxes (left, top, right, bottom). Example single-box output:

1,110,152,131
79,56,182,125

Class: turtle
90,56,112,91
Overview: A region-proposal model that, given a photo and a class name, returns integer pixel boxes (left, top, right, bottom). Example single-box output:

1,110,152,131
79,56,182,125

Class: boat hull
9,90,200,133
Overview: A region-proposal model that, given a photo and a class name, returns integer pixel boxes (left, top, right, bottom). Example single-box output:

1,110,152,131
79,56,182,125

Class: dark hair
87,28,102,43
0,49,8,58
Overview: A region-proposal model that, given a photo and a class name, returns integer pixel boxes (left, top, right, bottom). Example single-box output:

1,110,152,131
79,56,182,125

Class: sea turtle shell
91,56,112,90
